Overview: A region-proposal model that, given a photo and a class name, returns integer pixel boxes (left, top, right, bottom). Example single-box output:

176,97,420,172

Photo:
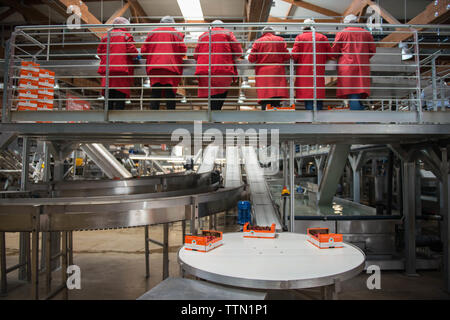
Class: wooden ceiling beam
0,7,15,21
105,2,131,25
0,0,56,24
281,0,342,18
128,0,151,23
268,16,340,23
365,0,401,25
285,3,296,19
246,0,273,41
379,0,450,47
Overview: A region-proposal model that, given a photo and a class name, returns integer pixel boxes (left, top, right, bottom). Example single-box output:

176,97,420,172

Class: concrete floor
1,214,449,300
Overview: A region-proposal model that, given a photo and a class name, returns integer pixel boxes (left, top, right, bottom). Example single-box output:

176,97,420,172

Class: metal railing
1,22,449,124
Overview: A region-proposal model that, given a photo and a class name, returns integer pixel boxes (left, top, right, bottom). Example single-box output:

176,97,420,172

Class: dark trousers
348,94,364,110
260,97,282,110
210,91,228,111
151,83,176,110
305,100,324,110
108,89,126,110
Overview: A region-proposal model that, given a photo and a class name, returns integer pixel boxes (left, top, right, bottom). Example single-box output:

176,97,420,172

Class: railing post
2,32,17,123
104,29,111,122
413,30,423,123
312,28,317,122
431,56,438,111
207,25,212,121
289,57,294,107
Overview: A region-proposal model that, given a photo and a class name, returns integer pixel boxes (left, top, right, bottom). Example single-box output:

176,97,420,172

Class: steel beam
440,147,450,292
289,141,295,232
318,145,351,206
403,160,417,276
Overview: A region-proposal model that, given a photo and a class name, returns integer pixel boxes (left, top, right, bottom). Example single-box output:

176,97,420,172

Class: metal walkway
242,146,282,230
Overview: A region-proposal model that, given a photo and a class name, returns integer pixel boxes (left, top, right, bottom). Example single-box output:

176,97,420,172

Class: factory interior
0,0,449,306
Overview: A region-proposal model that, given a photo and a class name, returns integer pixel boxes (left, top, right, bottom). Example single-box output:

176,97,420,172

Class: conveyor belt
224,146,242,188
241,146,282,230
197,144,219,174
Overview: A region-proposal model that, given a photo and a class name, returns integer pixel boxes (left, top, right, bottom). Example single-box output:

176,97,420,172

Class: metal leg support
0,232,6,295
144,225,150,278
163,223,169,280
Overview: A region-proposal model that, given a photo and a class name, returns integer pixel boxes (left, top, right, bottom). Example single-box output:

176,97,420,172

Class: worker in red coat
194,20,243,110
97,17,138,110
292,19,333,110
141,16,187,110
248,26,290,110
332,14,376,110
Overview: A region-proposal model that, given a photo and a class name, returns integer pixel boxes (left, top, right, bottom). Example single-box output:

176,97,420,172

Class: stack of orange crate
17,61,40,111
37,69,55,110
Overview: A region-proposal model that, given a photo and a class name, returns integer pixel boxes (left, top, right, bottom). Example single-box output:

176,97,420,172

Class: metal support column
289,140,295,232
144,225,150,278
31,208,40,300
348,152,364,203
403,160,417,276
440,147,449,292
162,223,169,280
0,232,6,294
61,231,68,300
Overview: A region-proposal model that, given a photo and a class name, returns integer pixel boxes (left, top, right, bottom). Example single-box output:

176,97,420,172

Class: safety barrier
1,22,449,124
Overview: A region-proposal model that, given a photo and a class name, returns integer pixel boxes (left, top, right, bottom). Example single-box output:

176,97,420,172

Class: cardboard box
243,223,276,239
17,100,38,111
184,230,223,252
307,228,343,249
19,79,39,89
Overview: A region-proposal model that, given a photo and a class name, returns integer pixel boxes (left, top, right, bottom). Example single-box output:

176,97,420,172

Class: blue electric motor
237,201,251,225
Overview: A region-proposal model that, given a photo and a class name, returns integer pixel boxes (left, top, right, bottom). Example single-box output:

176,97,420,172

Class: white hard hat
212,20,224,25
343,14,358,24
302,18,315,30
160,16,175,23
113,17,130,25
262,26,275,34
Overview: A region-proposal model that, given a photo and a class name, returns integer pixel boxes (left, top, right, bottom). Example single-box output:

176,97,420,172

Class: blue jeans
305,100,323,110
348,94,364,110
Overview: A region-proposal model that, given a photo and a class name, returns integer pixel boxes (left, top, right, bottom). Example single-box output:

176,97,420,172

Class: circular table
178,232,365,296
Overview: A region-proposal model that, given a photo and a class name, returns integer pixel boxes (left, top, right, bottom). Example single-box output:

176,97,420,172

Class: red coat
97,28,138,98
194,27,242,97
141,27,187,92
248,33,290,103
332,27,376,98
292,32,332,100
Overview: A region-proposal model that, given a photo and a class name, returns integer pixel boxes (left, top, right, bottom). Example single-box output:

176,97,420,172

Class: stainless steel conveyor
241,146,282,230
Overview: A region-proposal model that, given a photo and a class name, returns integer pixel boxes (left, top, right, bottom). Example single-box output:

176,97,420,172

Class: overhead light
143,78,151,88
125,100,131,104
177,0,204,21
97,96,105,100
177,0,205,40
399,42,413,61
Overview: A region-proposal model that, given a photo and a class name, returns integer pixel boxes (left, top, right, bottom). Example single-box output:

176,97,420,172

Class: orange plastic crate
184,230,223,252
243,223,276,238
307,228,343,249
